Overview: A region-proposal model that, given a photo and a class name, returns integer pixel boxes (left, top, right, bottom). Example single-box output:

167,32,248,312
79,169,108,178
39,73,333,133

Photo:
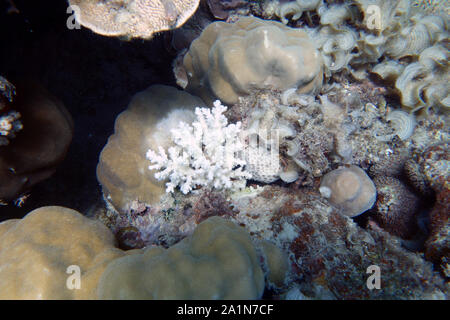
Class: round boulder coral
96,85,205,212
183,16,323,105
319,165,376,217
69,0,200,39
0,81,73,203
0,206,124,299
373,176,420,239
97,216,265,299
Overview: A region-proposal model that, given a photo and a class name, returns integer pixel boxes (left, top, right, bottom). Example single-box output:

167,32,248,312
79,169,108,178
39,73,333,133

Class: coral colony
0,0,449,300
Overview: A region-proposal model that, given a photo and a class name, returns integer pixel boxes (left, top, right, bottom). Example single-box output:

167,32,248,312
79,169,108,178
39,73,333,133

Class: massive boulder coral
97,85,206,213
97,216,265,299
68,0,200,39
0,207,271,299
182,16,323,105
0,206,124,299
0,81,73,203
319,165,376,217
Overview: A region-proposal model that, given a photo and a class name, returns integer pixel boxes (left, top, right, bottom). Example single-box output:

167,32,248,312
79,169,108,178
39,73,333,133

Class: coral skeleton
146,100,251,194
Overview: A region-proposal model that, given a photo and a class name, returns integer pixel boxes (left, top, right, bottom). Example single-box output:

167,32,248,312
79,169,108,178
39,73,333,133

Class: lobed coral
372,176,420,239
97,216,265,299
0,207,279,299
0,81,73,204
68,0,200,39
97,85,205,212
0,206,124,299
182,16,323,105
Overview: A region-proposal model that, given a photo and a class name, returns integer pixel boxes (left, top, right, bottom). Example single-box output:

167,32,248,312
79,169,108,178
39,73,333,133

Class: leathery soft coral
146,100,251,194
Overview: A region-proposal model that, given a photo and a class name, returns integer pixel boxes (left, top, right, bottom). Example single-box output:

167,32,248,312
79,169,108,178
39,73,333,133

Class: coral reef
182,16,323,105
319,165,376,217
97,216,265,299
68,0,200,39
372,176,420,239
147,100,250,194
0,81,73,204
97,85,205,213
228,185,448,299
261,0,449,113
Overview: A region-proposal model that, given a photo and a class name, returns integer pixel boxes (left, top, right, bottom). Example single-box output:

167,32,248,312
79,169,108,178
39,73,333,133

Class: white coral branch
146,100,252,194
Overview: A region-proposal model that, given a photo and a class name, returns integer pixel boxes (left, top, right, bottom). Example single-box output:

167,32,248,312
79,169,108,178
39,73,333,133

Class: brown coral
373,176,420,239
0,81,73,203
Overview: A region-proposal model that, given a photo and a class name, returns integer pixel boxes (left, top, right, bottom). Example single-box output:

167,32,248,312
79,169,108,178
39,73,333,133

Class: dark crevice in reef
0,0,176,221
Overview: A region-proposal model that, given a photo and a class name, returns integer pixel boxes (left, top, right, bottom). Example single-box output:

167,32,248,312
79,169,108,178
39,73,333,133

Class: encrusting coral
319,165,376,217
68,0,200,39
182,16,323,105
97,85,206,213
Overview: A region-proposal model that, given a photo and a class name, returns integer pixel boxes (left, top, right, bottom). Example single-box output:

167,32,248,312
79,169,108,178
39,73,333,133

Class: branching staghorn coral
147,100,251,194
97,85,206,212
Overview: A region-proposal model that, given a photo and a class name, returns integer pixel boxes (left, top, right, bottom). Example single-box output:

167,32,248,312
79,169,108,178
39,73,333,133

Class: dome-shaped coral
373,176,420,239
68,0,200,39
319,165,376,217
182,16,323,105
97,216,265,299
0,206,124,299
97,85,205,212
0,81,73,203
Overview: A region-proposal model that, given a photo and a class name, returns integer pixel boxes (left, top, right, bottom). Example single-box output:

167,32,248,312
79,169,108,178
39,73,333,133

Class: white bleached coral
147,100,251,194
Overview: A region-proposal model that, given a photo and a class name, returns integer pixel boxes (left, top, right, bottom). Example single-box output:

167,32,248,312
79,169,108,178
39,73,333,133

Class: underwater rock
319,165,376,217
0,81,73,203
97,85,205,213
68,0,200,39
373,176,420,239
182,16,323,105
